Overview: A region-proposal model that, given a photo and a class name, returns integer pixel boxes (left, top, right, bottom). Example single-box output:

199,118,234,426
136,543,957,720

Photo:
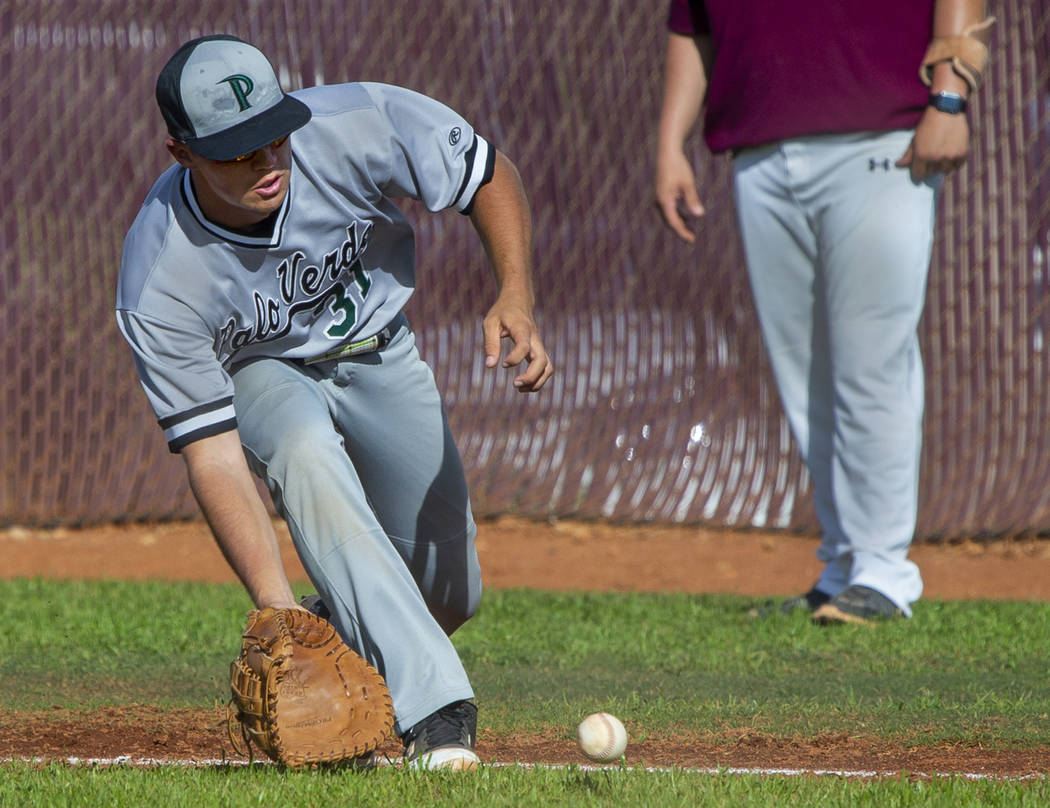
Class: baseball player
654,1,992,623
116,35,551,769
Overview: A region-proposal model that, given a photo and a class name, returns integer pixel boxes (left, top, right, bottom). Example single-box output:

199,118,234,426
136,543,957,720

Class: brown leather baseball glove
228,606,394,768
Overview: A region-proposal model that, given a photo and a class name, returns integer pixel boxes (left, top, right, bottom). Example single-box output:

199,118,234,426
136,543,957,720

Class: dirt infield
3,517,1050,776
6,515,1050,600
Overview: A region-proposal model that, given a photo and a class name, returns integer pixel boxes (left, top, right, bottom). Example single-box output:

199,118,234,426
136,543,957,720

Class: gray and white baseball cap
155,34,311,161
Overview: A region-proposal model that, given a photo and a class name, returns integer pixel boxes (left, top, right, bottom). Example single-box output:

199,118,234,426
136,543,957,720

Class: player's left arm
897,0,992,181
469,149,553,393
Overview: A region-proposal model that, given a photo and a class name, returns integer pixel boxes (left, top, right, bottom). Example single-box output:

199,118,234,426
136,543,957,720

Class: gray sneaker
748,587,831,618
812,585,903,626
403,700,480,771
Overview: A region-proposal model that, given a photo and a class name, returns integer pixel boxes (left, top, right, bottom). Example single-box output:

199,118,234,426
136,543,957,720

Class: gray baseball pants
732,130,941,616
230,312,480,734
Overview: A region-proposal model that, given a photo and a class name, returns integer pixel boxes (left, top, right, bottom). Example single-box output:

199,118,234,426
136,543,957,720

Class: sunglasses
219,135,290,164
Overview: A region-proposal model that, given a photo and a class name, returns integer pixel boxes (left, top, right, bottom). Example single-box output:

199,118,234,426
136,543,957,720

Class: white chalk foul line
4,756,1045,781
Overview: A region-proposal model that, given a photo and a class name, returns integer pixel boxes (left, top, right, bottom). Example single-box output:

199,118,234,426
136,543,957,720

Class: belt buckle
305,327,390,365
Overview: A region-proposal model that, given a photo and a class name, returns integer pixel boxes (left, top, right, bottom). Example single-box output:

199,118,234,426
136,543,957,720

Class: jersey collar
180,169,291,249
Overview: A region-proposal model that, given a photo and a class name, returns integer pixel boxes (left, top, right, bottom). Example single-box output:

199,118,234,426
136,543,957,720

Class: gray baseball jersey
116,82,494,452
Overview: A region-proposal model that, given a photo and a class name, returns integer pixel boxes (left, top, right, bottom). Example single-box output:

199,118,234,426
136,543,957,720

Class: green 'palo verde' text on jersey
116,82,494,452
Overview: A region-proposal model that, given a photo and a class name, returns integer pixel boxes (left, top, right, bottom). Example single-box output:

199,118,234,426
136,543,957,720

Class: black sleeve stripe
159,396,235,430
167,418,238,454
461,144,496,216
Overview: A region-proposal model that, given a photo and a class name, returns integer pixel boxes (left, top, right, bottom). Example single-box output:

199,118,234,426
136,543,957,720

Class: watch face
930,92,967,114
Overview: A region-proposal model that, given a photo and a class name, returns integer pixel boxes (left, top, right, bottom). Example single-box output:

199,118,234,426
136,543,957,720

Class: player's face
167,137,293,229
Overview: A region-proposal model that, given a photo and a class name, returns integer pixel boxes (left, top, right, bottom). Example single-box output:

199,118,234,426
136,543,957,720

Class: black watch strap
928,91,968,114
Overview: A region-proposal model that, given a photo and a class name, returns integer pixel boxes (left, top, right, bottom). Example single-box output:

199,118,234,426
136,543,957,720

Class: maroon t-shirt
667,0,934,153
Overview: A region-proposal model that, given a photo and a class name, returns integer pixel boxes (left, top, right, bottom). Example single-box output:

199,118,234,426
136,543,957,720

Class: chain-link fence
3,1,1049,537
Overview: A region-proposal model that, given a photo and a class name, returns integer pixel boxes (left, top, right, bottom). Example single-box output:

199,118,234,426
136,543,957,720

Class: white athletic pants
230,313,479,734
732,131,940,615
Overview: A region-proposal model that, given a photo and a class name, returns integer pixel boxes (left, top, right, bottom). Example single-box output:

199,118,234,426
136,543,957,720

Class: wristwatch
928,91,968,114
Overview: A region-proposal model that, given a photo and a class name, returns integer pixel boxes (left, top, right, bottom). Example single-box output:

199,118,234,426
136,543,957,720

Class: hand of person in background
654,145,706,243
896,106,971,181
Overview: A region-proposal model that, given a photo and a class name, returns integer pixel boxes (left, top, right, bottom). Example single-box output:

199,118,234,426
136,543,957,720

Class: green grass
461,590,1050,745
3,581,1047,745
2,579,1048,805
1,579,246,707
2,761,1048,808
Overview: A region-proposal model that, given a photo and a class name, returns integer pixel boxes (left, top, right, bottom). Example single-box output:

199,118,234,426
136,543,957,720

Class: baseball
577,712,627,763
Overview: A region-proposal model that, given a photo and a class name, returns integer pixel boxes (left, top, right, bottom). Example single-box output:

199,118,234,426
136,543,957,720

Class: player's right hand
654,151,705,243
482,296,553,393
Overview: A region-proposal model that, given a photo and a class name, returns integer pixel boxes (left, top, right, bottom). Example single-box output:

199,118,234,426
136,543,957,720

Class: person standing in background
654,2,993,624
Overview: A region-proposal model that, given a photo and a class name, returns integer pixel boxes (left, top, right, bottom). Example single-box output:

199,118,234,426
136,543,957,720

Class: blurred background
2,1,1049,539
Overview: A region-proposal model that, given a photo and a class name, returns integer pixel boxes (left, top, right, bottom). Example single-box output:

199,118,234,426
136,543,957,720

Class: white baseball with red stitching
577,712,627,763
